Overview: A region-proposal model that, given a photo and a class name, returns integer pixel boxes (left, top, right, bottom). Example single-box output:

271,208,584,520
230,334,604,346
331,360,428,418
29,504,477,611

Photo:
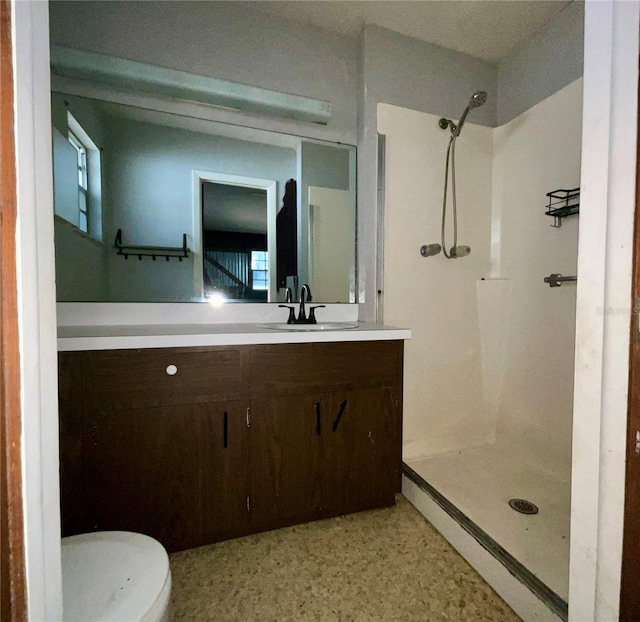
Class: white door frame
569,1,640,620
13,1,63,619
192,171,277,302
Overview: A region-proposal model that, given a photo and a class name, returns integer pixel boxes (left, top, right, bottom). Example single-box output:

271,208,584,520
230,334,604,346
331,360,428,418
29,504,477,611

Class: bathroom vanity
58,324,407,553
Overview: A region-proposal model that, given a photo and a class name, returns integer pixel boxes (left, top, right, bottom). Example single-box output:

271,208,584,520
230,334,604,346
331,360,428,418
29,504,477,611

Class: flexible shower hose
440,134,457,259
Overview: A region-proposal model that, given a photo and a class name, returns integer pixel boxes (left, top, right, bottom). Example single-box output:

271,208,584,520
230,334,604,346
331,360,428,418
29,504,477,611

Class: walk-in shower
420,91,488,259
380,73,582,620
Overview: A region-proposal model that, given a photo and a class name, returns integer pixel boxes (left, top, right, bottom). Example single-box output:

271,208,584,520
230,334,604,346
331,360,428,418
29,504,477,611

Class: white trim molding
570,1,640,620
12,0,63,619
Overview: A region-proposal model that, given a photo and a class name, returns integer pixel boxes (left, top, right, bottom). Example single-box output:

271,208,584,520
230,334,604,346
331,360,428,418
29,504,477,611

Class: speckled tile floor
169,495,522,621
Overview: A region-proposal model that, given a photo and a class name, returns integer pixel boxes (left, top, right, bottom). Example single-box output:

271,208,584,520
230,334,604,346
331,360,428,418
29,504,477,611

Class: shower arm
438,118,457,134
438,105,473,138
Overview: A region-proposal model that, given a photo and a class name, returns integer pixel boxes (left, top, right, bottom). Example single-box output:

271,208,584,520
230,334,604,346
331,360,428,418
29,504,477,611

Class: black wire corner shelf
114,228,190,261
545,188,580,228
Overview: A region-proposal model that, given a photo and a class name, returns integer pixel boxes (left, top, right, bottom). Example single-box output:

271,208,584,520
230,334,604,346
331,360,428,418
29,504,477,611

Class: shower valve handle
420,243,442,257
450,245,471,258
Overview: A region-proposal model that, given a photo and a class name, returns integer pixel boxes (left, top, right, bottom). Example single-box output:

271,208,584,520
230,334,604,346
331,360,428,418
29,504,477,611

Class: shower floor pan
403,444,570,620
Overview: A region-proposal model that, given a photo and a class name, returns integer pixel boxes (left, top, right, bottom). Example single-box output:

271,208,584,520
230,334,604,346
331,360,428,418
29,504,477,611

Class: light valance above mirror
50,45,332,126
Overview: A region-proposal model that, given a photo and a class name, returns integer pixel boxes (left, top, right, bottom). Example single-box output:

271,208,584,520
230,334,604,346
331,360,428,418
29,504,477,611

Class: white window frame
250,249,269,291
67,128,88,232
66,111,101,241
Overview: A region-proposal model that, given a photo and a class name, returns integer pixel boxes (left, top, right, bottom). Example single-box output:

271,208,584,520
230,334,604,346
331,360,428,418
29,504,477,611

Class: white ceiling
237,0,574,63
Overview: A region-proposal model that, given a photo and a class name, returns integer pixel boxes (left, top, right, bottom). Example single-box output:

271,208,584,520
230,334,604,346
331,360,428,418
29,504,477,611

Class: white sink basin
257,322,359,331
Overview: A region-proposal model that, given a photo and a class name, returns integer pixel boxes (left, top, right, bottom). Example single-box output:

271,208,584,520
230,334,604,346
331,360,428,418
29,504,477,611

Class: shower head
469,91,488,109
453,91,488,137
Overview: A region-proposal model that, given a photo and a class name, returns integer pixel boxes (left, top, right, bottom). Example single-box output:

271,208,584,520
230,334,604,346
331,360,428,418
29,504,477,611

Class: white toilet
61,531,172,622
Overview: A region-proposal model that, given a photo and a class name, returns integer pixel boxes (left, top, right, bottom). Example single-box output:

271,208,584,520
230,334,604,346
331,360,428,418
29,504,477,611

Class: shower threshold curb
402,462,568,622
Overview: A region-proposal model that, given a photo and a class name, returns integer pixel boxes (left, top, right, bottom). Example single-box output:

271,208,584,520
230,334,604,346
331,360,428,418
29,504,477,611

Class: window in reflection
251,251,269,291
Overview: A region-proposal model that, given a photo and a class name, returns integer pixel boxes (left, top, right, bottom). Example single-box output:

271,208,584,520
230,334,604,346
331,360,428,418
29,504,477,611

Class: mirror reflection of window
251,251,269,291
52,99,107,302
67,129,89,232
52,110,102,239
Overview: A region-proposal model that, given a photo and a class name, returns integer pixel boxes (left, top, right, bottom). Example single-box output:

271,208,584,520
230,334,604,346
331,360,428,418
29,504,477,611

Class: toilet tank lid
62,531,170,622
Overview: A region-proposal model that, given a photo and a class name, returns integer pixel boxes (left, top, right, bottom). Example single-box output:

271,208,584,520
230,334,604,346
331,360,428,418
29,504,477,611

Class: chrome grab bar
544,273,577,288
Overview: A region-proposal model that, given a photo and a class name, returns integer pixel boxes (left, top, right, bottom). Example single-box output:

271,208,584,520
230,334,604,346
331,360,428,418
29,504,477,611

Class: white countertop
57,322,411,351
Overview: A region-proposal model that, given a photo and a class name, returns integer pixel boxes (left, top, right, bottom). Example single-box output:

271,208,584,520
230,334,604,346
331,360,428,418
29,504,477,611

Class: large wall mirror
51,91,356,303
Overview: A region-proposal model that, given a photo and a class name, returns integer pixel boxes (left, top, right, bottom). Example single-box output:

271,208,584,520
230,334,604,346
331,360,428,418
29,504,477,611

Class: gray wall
54,221,109,301
363,26,498,127
497,1,584,125
48,1,359,145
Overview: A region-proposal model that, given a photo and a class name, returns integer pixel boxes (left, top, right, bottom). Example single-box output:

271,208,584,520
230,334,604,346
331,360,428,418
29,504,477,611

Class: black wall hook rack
114,228,190,261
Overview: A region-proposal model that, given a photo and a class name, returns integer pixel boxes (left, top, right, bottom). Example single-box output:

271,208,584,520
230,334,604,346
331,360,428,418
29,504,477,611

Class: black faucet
298,284,311,322
279,284,325,324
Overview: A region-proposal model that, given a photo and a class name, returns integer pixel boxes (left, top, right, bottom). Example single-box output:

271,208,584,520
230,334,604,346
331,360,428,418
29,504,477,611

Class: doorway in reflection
202,182,269,302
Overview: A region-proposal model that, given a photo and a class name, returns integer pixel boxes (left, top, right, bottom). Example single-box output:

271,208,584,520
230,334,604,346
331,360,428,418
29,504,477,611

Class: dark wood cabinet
89,401,250,552
250,386,401,530
250,394,325,529
322,387,400,515
58,341,403,553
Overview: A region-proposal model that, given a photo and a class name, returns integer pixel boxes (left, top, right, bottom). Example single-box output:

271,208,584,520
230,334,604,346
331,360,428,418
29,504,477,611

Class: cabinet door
86,401,249,553
58,352,90,536
250,394,324,530
322,387,401,515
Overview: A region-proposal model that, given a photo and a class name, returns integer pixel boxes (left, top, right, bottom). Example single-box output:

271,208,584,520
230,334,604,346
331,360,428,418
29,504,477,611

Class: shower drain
508,498,539,515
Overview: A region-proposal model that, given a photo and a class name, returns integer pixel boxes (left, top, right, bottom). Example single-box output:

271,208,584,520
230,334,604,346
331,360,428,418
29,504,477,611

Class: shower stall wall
380,103,495,461
379,78,582,618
